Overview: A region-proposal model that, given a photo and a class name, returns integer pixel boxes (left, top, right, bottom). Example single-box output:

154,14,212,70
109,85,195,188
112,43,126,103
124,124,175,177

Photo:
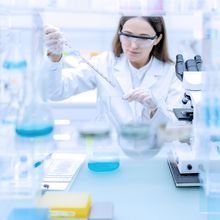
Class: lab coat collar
113,55,163,94
140,57,164,89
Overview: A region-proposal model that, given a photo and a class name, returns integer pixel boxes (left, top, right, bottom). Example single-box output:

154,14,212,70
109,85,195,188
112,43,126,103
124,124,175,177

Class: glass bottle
198,12,220,219
1,30,26,125
0,7,11,107
13,153,34,196
14,155,30,181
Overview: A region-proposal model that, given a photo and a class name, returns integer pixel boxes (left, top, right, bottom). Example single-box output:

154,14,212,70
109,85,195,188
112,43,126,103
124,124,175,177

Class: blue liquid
88,160,120,172
15,126,53,137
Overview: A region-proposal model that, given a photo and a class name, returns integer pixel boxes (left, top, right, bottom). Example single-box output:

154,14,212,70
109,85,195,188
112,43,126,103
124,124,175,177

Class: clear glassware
79,121,120,172
0,7,11,107
15,78,54,137
2,90,20,124
78,97,120,172
108,96,161,159
15,12,54,137
0,151,37,198
1,30,26,125
118,122,160,159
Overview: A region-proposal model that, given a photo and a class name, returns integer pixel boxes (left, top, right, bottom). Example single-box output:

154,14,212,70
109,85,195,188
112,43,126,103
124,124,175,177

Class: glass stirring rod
64,42,116,88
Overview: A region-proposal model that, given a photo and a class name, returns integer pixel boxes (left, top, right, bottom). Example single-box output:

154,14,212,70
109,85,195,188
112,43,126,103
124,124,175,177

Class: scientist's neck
130,57,151,69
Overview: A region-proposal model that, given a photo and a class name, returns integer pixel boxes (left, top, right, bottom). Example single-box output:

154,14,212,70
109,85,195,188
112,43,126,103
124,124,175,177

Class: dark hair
112,16,173,63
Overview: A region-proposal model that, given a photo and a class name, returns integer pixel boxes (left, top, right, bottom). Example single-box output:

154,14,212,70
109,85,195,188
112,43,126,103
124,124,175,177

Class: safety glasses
119,31,157,48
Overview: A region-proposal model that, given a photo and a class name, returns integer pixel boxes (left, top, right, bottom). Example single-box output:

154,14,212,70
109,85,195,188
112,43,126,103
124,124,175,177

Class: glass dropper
64,42,116,88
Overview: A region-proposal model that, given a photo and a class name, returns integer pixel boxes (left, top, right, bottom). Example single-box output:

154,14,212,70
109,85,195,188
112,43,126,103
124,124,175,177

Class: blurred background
0,0,219,121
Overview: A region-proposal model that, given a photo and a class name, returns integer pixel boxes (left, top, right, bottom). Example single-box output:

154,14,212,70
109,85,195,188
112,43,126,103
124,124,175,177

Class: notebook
42,153,86,191
37,192,92,219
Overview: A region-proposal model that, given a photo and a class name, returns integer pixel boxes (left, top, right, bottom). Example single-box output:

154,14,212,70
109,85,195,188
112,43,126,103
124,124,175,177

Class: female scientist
44,16,184,126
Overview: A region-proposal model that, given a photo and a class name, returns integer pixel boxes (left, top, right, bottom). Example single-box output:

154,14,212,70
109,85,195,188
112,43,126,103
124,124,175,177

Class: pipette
64,42,116,88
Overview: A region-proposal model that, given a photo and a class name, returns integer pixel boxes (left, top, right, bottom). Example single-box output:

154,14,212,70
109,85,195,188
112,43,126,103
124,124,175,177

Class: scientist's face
120,17,162,68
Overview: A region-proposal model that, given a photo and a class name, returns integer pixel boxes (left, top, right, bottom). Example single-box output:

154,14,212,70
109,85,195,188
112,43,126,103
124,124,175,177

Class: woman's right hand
44,25,64,62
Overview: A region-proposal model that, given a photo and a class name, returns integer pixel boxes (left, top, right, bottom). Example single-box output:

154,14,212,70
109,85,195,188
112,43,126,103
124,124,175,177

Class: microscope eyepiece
175,54,185,81
185,59,197,71
194,55,202,71
176,54,184,62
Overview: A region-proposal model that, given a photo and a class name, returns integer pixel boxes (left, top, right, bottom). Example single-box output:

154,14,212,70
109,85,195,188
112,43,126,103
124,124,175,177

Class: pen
34,153,52,168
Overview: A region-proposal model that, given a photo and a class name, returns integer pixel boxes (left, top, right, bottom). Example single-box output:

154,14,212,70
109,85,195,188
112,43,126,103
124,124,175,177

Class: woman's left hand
123,88,157,109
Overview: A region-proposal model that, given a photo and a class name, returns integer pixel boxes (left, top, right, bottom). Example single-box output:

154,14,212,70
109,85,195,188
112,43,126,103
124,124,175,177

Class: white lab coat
45,51,184,127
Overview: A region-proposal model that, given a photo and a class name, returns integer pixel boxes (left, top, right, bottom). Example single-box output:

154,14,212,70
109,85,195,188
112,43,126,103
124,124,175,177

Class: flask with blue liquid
15,69,54,137
81,122,119,172
15,12,54,137
78,97,120,172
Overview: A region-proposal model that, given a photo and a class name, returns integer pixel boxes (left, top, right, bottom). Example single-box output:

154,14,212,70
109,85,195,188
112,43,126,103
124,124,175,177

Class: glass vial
14,155,30,181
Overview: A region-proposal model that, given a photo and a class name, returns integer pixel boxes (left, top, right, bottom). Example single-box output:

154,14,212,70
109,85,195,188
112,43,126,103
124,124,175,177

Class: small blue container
88,160,120,172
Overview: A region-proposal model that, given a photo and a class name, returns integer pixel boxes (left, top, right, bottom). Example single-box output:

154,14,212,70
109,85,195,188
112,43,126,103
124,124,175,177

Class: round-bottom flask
118,122,160,159
78,122,120,172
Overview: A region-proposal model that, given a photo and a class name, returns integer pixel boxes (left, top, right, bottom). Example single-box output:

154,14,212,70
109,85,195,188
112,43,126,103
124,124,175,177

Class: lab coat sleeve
43,58,63,100
144,64,185,125
44,56,97,101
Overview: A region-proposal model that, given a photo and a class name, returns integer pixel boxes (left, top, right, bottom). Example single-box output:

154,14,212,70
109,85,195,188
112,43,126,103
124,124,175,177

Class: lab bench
0,119,202,220
0,151,201,220
69,156,201,220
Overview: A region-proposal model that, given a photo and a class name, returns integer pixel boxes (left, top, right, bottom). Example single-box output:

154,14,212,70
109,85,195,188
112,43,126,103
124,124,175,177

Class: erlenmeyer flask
15,12,54,137
15,71,54,137
78,96,120,172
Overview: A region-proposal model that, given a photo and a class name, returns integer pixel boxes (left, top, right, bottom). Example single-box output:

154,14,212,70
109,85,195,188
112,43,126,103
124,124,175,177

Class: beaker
108,96,160,159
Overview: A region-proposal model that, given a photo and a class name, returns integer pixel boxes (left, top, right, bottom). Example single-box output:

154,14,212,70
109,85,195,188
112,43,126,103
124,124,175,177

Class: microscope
171,54,203,176
168,55,220,191
173,54,202,122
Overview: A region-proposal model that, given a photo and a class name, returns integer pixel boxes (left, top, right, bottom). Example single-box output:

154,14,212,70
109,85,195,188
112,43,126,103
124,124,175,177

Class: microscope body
171,54,220,183
172,55,203,174
173,55,202,122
